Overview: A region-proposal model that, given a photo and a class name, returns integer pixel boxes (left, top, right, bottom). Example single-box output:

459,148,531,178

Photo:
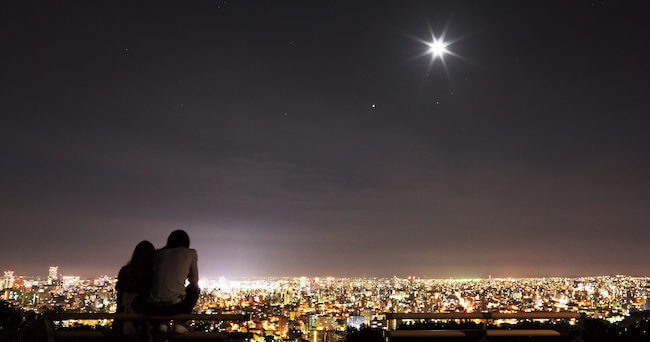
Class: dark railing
44,312,251,342
386,312,585,340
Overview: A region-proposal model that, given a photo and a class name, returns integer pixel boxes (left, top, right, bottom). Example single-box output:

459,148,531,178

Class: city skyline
3,270,649,324
5,264,650,281
8,266,650,281
1,1,649,278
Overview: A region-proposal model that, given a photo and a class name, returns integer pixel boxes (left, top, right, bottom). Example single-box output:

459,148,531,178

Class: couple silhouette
115,230,199,334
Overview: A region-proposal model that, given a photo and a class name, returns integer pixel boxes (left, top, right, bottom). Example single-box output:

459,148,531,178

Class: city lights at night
1,0,649,341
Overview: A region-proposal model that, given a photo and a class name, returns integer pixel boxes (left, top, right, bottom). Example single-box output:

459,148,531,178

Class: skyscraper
2,270,15,289
48,266,59,284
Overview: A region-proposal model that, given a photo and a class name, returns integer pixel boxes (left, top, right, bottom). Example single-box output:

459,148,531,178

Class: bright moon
427,38,448,57
412,25,465,74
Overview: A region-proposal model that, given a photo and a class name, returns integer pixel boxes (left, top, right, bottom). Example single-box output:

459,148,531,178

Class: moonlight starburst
426,36,449,59
422,32,457,74
410,23,466,76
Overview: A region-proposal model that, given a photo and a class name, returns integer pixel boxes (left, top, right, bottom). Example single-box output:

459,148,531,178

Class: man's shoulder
155,247,196,257
161,247,197,254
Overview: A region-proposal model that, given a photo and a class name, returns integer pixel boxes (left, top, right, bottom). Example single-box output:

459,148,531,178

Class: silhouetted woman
116,240,155,335
149,230,200,333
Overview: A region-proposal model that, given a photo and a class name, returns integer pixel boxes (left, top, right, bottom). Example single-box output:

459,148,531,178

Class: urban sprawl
2,267,650,341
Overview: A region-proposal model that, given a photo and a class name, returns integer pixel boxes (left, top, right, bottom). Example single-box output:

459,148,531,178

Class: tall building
2,270,15,289
300,276,308,290
48,266,59,284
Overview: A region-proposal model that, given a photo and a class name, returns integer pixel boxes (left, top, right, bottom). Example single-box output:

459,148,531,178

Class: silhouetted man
149,230,199,333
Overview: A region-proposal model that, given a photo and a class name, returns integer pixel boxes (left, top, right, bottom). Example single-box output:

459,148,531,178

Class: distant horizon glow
6,269,650,283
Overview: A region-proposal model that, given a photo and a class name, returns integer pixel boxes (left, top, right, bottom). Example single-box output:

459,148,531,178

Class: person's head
129,240,155,266
165,230,190,248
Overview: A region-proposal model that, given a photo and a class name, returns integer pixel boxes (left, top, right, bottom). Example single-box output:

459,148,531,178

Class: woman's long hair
127,240,155,270
117,241,155,314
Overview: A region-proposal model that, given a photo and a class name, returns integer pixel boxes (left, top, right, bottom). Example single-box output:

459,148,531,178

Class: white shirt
149,247,199,303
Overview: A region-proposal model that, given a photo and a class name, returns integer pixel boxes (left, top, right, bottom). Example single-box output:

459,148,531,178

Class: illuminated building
62,276,80,290
2,270,15,289
347,315,366,329
48,266,59,283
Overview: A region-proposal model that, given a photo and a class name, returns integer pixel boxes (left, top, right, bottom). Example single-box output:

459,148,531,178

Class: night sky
1,1,649,279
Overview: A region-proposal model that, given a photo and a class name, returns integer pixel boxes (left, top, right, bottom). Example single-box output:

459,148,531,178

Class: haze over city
1,0,649,279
